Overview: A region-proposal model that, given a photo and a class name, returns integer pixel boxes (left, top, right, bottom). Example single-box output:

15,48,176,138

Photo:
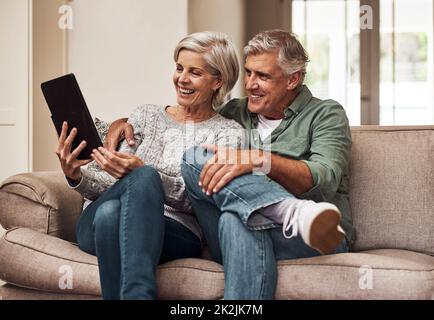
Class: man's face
244,50,293,119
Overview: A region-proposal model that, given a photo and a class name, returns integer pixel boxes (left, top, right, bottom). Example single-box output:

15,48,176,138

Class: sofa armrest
0,171,84,242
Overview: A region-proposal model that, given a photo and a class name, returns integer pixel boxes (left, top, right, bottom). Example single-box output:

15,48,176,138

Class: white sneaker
282,200,346,255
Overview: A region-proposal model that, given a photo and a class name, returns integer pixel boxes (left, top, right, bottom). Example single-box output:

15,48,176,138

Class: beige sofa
0,126,433,300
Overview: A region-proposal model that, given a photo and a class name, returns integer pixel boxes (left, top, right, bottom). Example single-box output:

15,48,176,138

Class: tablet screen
41,73,103,159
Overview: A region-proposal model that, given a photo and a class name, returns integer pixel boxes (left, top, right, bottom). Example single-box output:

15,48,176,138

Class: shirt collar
283,85,313,118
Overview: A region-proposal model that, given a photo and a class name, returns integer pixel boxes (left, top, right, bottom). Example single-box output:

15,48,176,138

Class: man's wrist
251,149,273,175
250,149,265,167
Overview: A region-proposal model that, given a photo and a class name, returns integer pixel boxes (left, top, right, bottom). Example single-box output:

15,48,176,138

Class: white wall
188,0,246,98
0,0,31,181
68,0,188,121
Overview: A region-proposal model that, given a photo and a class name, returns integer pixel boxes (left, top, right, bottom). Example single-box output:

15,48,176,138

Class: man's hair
174,31,240,108
244,29,309,86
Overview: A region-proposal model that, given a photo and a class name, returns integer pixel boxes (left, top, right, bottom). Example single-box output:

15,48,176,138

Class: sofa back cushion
349,127,434,255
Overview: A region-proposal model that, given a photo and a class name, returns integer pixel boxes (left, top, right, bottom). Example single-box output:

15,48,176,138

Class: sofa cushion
1,227,433,300
0,172,84,242
276,249,434,299
0,227,224,299
349,127,434,255
0,283,100,300
0,227,100,295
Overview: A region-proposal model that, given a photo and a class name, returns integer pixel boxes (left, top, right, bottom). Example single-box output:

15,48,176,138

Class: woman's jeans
76,165,201,300
181,146,348,300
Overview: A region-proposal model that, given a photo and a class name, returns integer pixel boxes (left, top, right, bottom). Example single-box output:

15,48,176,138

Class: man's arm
200,103,351,199
199,147,312,196
266,152,313,196
104,117,135,151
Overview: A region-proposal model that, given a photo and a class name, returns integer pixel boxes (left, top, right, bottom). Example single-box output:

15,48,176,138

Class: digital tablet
41,73,103,159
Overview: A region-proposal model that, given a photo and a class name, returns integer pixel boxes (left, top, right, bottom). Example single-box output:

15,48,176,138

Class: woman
55,31,244,299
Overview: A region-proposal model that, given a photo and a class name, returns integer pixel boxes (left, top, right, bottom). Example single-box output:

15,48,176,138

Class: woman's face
173,49,221,109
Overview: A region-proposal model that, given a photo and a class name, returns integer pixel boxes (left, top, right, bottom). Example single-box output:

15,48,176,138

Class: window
293,0,361,125
380,0,433,124
292,0,434,125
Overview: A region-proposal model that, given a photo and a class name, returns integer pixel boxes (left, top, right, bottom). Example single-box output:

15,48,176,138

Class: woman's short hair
174,31,240,108
243,29,309,87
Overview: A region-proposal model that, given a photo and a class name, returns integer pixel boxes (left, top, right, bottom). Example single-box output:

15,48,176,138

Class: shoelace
282,202,301,239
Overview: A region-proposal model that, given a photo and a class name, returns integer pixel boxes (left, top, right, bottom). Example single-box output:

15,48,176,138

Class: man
105,30,353,299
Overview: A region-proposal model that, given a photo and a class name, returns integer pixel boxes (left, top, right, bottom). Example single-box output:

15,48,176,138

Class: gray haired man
106,30,353,299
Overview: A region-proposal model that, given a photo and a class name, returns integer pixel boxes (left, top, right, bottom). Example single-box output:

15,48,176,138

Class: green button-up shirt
217,85,354,243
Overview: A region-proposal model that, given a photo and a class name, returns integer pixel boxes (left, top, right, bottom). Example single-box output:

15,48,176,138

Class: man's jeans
181,146,348,300
76,166,201,300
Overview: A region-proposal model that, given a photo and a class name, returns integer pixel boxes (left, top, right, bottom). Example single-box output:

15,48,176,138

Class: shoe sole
309,209,345,255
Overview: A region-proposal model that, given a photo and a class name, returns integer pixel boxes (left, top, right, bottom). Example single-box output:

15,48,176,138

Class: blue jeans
181,146,348,300
76,166,201,300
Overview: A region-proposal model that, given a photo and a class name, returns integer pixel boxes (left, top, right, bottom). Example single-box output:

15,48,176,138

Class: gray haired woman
55,31,244,299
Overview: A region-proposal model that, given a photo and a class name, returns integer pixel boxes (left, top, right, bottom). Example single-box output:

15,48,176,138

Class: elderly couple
56,29,353,300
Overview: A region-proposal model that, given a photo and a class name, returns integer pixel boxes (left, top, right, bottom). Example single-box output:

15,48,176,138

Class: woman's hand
91,147,144,179
56,121,92,182
104,118,135,151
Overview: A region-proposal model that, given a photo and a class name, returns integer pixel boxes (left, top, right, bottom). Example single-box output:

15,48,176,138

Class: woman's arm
62,106,146,199
89,106,147,179
55,121,115,200
91,148,144,179
68,165,116,201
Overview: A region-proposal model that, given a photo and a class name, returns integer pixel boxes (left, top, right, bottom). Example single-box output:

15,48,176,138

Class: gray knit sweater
70,104,245,240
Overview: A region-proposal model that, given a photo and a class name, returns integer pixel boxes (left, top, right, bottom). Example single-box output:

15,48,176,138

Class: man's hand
91,147,144,179
56,121,92,181
104,118,135,151
199,144,264,196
